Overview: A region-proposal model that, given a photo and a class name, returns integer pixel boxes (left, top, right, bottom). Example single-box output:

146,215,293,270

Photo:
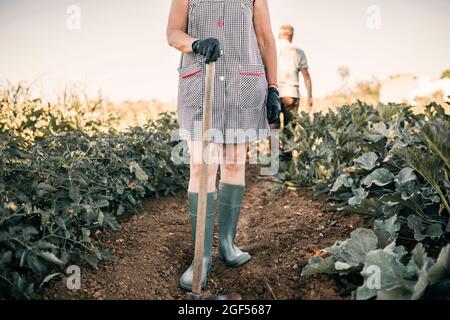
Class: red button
217,21,223,27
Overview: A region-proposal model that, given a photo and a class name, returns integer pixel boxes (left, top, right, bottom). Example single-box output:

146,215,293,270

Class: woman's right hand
192,38,221,64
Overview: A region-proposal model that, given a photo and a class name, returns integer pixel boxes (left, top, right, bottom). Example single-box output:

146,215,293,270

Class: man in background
276,25,313,158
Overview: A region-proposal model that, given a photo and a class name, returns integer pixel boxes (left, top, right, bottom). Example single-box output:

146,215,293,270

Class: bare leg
220,144,247,185
187,141,219,192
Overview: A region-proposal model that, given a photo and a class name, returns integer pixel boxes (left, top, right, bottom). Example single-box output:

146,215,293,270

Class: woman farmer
167,0,281,291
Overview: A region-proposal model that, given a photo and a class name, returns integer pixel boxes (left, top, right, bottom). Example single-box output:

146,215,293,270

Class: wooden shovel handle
192,62,215,296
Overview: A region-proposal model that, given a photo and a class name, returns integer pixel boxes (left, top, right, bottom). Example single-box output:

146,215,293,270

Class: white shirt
277,39,309,98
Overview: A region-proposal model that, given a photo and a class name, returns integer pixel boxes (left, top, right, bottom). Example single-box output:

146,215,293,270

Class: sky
0,0,449,103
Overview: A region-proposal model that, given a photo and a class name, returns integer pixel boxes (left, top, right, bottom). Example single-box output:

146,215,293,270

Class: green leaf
96,199,109,208
38,252,64,266
22,227,39,241
54,216,68,234
358,249,407,298
39,273,63,288
36,240,58,250
97,211,104,225
378,201,401,217
135,186,146,198
82,255,99,270
423,223,443,239
27,255,48,274
411,265,429,300
355,283,377,300
407,215,425,241
408,244,432,300
127,194,136,206
411,243,428,270
422,120,450,171
354,152,379,171
362,168,394,187
391,244,408,261
428,244,450,285
325,228,378,267
376,287,413,300
331,173,354,192
398,180,419,201
0,251,13,268
37,182,57,193
373,215,400,249
40,209,51,226
117,204,125,216
11,273,27,299
103,213,119,231
395,167,417,186
335,261,353,271
348,187,368,206
130,161,148,183
115,181,125,195
373,122,388,137
69,186,81,203
301,256,338,276
101,249,117,262
394,147,450,215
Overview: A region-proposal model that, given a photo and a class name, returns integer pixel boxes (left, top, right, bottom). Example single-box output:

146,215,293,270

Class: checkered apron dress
177,0,270,144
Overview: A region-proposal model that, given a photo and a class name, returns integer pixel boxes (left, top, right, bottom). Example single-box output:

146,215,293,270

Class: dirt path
43,166,367,300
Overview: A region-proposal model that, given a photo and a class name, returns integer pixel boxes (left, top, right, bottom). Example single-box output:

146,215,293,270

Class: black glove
192,38,221,64
267,87,281,124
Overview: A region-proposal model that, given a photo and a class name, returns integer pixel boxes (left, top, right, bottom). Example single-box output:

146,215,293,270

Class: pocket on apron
178,62,204,109
239,64,268,110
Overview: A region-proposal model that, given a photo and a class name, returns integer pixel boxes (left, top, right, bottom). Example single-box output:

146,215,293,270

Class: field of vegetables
282,101,450,299
0,85,188,298
0,83,449,299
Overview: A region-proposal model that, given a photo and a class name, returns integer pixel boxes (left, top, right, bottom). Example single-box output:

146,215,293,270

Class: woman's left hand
267,87,281,124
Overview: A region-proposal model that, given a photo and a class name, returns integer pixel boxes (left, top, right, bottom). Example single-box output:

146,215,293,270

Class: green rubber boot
218,183,252,267
179,191,216,291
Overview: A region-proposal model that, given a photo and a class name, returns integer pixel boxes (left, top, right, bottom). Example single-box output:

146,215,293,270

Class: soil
42,165,368,300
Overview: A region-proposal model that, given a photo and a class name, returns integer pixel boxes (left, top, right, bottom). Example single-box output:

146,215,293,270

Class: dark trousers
270,97,300,157
280,97,300,128
271,97,300,129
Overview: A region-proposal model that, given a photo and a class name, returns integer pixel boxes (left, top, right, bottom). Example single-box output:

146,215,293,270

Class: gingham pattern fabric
177,0,270,144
